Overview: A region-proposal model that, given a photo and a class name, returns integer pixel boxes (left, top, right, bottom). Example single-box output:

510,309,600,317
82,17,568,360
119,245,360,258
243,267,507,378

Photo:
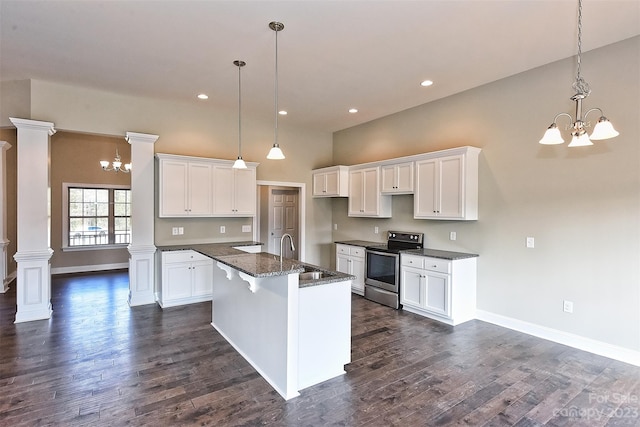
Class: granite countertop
156,242,353,288
402,248,479,260
334,240,382,248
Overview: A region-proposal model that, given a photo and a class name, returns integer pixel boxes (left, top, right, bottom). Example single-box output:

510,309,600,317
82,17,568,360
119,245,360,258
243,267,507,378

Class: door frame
256,180,306,262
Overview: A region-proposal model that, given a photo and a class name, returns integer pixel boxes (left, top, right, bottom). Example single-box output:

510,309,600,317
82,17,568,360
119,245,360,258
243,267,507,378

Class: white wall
332,36,640,354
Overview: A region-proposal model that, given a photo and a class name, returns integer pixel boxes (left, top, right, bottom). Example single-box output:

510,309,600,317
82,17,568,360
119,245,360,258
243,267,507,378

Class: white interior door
268,188,299,260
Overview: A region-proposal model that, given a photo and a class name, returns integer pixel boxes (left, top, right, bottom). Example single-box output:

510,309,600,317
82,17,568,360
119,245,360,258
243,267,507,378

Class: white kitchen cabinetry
335,244,366,295
381,161,414,194
400,253,477,326
212,164,257,216
157,156,213,217
414,147,480,220
312,166,349,197
348,167,392,217
158,250,214,308
157,153,258,218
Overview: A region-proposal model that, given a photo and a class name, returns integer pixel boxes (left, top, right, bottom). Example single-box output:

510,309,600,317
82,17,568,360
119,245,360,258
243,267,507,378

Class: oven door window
366,252,397,288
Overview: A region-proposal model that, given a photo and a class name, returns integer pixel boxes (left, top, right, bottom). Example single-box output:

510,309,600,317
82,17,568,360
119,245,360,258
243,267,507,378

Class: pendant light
232,60,248,169
539,0,619,147
267,21,286,160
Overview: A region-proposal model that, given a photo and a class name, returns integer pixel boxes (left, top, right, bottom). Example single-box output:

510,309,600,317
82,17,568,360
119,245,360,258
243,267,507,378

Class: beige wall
1,78,334,268
49,131,131,270
0,129,17,276
332,36,640,352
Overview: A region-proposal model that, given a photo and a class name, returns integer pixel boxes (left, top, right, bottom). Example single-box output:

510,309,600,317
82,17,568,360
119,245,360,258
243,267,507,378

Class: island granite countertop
156,242,354,287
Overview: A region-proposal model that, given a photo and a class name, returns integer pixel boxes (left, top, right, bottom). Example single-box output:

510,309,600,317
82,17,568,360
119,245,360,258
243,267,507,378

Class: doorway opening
256,181,306,262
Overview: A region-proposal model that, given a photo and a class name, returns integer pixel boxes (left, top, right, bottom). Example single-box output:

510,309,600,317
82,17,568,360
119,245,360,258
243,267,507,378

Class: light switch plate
526,237,535,248
220,226,226,234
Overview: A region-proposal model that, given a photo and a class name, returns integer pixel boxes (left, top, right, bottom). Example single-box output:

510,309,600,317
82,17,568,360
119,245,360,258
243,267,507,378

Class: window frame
62,183,131,251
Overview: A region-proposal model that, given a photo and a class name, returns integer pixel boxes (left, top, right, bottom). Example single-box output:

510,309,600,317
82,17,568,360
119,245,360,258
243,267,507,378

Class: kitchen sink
297,266,332,281
299,271,324,280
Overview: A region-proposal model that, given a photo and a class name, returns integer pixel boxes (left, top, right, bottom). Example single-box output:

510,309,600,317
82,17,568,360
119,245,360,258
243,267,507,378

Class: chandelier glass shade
539,0,619,147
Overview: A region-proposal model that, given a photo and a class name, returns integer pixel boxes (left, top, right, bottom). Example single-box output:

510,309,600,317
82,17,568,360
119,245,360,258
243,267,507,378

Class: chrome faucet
280,233,295,268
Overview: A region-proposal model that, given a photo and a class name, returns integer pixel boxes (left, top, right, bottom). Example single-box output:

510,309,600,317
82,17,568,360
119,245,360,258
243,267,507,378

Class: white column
126,132,158,306
10,118,56,323
0,141,12,293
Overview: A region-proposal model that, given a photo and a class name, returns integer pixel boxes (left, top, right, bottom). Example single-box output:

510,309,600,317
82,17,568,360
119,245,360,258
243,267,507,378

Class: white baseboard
51,262,129,275
476,310,640,367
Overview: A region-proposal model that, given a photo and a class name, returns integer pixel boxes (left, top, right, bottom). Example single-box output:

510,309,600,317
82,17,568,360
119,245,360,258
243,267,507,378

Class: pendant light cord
274,26,279,146
238,62,242,157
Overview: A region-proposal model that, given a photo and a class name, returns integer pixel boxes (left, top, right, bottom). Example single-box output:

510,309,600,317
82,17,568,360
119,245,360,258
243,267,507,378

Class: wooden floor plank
0,270,639,426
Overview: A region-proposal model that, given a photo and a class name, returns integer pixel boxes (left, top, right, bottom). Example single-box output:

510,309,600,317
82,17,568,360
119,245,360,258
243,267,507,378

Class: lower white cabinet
400,253,476,325
158,250,214,308
335,244,366,295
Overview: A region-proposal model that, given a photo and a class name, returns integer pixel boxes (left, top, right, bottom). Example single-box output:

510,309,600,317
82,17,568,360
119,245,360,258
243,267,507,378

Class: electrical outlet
178,227,184,235
450,231,457,241
563,300,574,313
526,237,535,248
334,223,338,230
172,227,179,236
242,225,251,233
374,226,379,234
220,226,226,234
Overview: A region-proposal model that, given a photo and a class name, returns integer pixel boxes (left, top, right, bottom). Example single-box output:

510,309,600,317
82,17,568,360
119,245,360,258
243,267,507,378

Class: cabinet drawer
350,247,365,258
336,244,350,255
422,257,451,274
401,254,424,269
162,250,210,264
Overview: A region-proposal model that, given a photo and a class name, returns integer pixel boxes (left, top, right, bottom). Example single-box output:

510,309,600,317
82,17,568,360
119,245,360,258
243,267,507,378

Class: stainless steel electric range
364,231,424,309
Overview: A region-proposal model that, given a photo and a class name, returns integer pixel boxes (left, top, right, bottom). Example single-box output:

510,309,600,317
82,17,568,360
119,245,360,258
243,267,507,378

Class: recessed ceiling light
348,108,358,114
197,93,209,100
279,110,287,115
420,80,433,87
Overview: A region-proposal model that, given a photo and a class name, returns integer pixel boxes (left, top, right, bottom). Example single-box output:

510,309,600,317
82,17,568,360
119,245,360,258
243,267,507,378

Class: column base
13,249,54,323
128,244,157,306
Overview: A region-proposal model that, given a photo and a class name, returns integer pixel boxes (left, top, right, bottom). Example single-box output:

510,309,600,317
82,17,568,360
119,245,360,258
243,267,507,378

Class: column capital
9,118,56,136
126,132,159,145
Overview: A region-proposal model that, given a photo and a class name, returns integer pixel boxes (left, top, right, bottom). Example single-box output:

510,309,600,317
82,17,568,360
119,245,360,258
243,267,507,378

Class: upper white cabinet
212,165,257,216
312,166,349,197
348,166,392,217
414,147,480,220
158,156,213,217
156,153,258,218
381,161,414,194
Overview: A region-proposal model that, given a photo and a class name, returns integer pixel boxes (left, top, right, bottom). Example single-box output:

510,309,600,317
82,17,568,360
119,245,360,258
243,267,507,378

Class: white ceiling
1,0,638,133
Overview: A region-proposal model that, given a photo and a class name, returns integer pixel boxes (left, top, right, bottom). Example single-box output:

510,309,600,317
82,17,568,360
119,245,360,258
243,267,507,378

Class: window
65,185,131,248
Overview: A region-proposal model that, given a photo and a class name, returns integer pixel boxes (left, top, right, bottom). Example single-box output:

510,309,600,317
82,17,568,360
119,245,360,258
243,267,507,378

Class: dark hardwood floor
0,271,639,426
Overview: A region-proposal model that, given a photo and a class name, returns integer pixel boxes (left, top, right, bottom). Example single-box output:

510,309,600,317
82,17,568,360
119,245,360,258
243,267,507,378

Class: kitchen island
157,243,354,400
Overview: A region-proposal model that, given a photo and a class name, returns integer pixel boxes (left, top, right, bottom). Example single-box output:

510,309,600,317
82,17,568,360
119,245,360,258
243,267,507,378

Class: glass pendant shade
267,144,285,160
589,117,619,140
539,124,565,145
567,132,593,147
100,160,110,169
232,157,247,169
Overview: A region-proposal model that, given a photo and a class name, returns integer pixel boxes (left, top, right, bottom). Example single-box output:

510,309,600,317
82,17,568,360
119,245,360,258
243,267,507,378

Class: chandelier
539,0,619,147
100,149,131,173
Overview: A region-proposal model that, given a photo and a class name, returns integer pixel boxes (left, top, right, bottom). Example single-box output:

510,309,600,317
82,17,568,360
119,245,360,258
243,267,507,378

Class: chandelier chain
572,0,591,97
